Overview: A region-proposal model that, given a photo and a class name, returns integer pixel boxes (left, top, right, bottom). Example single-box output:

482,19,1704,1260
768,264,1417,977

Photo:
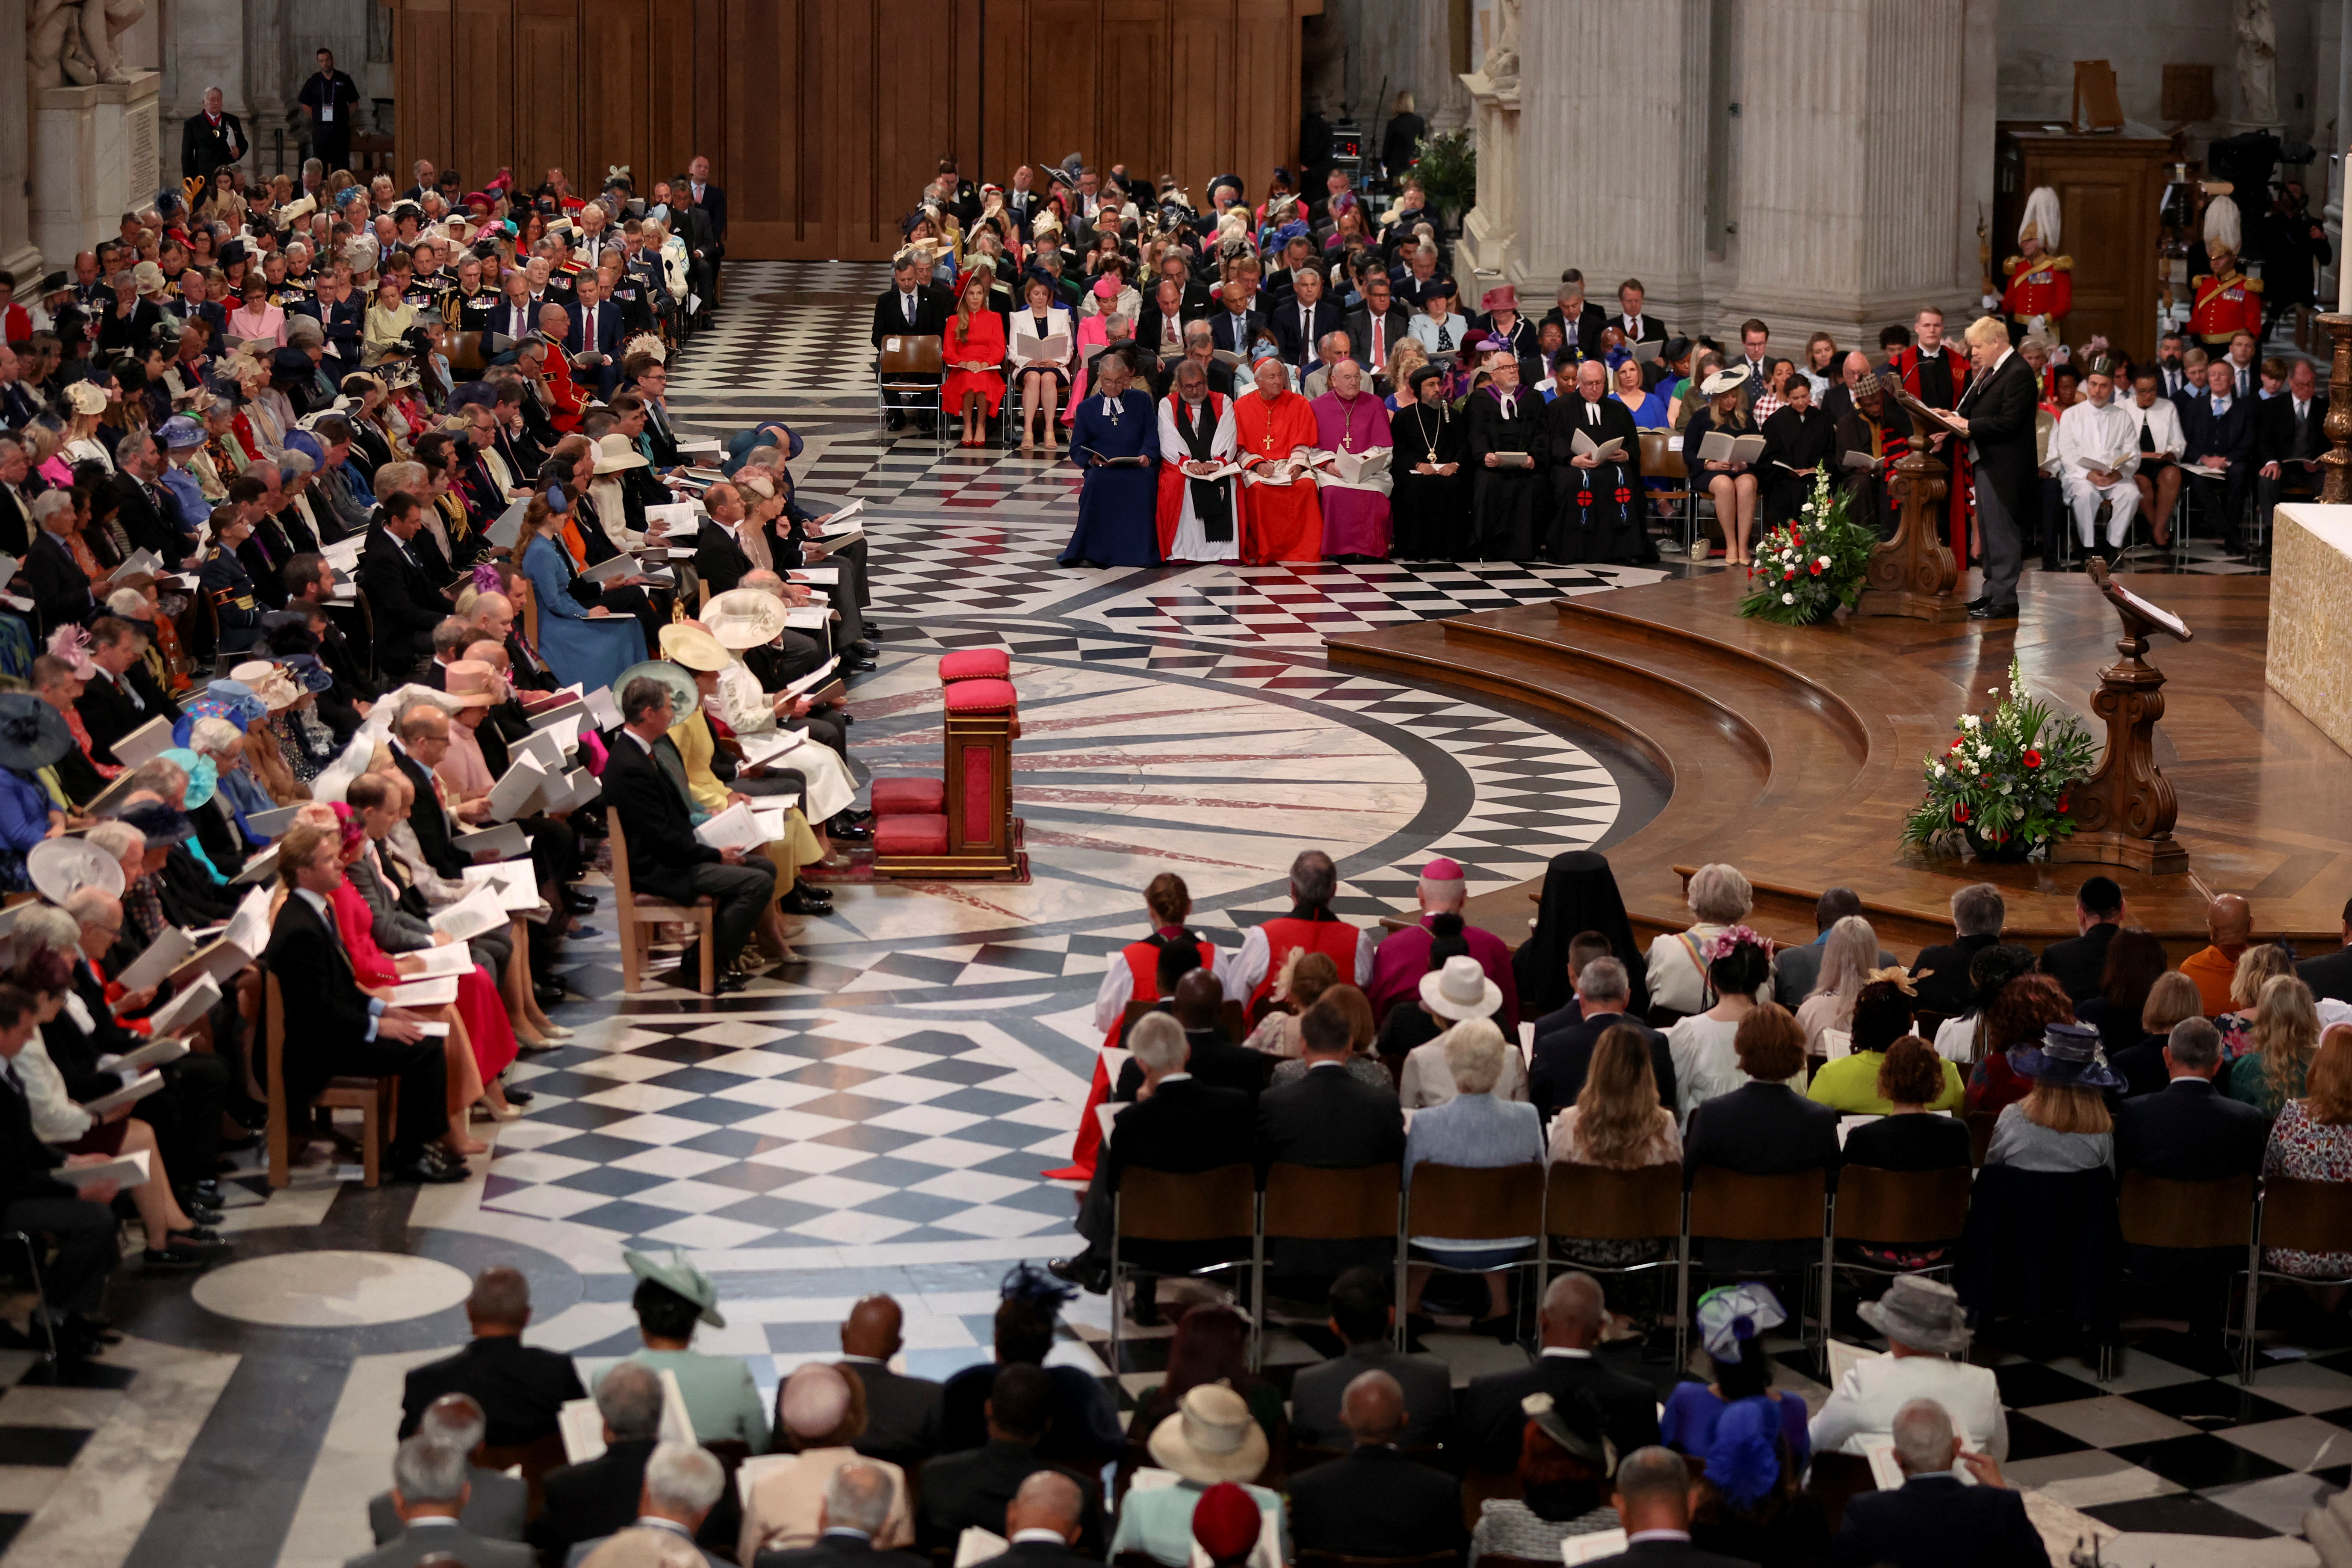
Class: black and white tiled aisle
22,262,2322,1568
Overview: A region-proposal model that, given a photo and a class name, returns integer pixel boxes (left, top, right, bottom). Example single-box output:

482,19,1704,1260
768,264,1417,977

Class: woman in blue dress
517,489,647,691
1057,347,1161,568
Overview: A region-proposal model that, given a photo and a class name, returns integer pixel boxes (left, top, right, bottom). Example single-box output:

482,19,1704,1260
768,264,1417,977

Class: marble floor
21,263,2331,1568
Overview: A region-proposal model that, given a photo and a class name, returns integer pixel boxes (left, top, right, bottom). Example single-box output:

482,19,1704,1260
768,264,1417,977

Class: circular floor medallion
191,1250,475,1327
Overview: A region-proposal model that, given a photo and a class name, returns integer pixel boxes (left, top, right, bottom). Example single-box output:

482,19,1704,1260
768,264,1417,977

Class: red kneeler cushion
938,649,1011,683
870,777,944,816
873,814,950,856
944,677,1018,715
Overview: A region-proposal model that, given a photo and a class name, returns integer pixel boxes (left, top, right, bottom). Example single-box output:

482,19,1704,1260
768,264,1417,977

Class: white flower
1931,763,1945,778
1960,714,1980,730
1782,592,1796,604
1816,555,1830,569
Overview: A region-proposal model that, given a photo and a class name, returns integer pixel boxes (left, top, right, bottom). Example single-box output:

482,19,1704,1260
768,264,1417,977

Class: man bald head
2207,894,2252,949
1004,1470,1084,1541
1340,1369,1405,1446
1539,1270,1605,1349
841,1295,904,1361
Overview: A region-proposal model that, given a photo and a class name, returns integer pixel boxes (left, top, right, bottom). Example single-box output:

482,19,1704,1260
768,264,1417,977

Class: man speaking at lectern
1943,315,2038,622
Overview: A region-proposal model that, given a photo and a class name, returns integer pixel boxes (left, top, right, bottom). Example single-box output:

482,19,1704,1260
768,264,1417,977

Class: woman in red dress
942,271,1007,447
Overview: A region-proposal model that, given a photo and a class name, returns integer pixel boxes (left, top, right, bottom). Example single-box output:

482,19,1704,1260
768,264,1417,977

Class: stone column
1718,0,1973,344
33,71,161,269
2328,0,2352,308
0,0,38,280
1513,0,1711,324
1452,70,1519,285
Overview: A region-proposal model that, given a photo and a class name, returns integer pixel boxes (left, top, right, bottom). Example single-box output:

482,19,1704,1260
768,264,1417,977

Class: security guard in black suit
200,507,264,654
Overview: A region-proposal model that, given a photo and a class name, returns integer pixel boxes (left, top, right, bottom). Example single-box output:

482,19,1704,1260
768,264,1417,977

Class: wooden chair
1109,1163,1258,1376
1832,1164,1973,1268
262,971,398,1188
606,814,716,995
445,330,488,374
1638,430,1696,553
1539,1160,1688,1366
2236,1175,2352,1385
1964,1109,1998,1168
1400,1161,1546,1343
875,334,947,453
1259,1162,1401,1365
2116,1170,2256,1381
477,1432,567,1521
1686,1166,1833,1368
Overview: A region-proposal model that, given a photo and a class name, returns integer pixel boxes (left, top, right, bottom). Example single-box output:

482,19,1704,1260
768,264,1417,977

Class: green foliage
1901,658,2101,859
1735,472,1877,626
1413,130,1477,220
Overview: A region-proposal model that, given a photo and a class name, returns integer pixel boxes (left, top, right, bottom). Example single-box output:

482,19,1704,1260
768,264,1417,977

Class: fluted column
1514,0,1711,326
0,0,35,278
1718,0,1971,341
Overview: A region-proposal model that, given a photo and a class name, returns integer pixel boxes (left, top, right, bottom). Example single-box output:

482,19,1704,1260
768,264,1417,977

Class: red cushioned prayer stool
872,676,1027,881
869,777,944,817
937,649,1010,683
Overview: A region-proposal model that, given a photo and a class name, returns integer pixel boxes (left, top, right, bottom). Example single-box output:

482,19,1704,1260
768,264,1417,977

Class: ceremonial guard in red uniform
2191,194,2264,349
2002,187,2072,342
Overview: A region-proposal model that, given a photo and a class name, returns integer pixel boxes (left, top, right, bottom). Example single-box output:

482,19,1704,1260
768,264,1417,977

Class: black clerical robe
1390,399,1469,560
1545,393,1649,564
1757,404,1840,525
1464,387,1548,561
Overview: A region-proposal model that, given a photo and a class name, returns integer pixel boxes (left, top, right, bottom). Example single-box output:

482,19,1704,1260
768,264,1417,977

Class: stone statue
2234,0,2278,127
1480,0,1519,86
28,0,146,89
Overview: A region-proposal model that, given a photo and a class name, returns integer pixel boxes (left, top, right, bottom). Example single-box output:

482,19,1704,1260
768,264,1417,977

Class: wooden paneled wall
391,0,1317,260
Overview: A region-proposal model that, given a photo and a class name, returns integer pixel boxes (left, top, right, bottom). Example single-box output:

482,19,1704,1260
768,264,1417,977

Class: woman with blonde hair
1555,1022,1681,1169
1984,1021,2116,1173
2228,974,2322,1115
1794,915,1883,1054
2218,942,2298,1057
1681,371,1760,563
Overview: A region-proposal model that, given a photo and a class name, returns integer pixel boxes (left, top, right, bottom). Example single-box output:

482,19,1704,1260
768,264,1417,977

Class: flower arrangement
1902,658,2099,861
1735,472,1877,626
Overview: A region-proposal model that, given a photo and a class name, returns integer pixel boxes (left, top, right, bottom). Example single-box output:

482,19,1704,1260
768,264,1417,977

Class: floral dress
2261,1100,2352,1278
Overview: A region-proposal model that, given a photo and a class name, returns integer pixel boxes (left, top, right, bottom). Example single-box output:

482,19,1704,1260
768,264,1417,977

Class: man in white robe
1156,360,1242,563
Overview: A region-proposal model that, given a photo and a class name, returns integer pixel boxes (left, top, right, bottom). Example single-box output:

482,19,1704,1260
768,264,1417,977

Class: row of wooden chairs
1108,1158,2352,1387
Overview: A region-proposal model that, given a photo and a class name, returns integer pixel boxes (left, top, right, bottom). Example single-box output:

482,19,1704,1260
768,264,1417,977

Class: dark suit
1911,933,2001,1020
839,1358,943,1474
1135,300,1206,362
1540,300,1609,360
1457,1349,1662,1475
870,284,950,423
1343,306,1413,374
916,1438,1105,1554
0,484,35,558
399,1334,585,1449
2039,921,2118,1004
387,741,468,880
2116,1077,2268,1181
345,1523,532,1568
963,1538,1097,1568
1255,1065,1406,1275
1288,1341,1454,1450
604,728,776,964
1271,298,1345,366
366,1468,527,1546
109,472,195,558
2178,391,2258,547
754,1533,926,1568
694,523,758,598
535,1438,742,1564
261,892,447,1159
1832,1472,2047,1568
27,528,93,632
1528,1010,1674,1123
76,663,177,766
1288,1444,1466,1559
1954,348,2039,610
360,525,447,676
564,299,626,398
1112,1028,1264,1101
1074,1075,1254,1270
2299,942,2352,1005
1208,308,1268,359
0,1051,118,1316
2256,390,2327,543
180,109,247,181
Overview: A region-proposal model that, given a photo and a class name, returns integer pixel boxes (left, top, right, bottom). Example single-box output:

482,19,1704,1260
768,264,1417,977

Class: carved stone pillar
0,0,38,279
32,71,160,269
1452,70,1519,284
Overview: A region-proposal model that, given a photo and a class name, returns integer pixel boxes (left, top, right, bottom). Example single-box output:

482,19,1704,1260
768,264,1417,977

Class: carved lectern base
2048,829,2189,876
1856,587,1969,623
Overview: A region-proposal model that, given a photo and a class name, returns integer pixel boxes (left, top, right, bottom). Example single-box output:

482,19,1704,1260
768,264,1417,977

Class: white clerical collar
1013,1530,1069,1545
1539,1346,1594,1359
1156,1071,1192,1084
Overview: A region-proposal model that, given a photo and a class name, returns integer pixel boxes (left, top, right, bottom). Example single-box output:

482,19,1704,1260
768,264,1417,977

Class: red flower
2056,794,2069,813
1948,739,1964,756
2022,748,2042,768
1953,803,1970,824
1783,567,1796,580
1809,561,1823,576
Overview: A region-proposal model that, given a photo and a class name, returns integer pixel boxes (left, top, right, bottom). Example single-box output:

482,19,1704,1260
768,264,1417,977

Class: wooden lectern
1856,448,1966,622
2048,559,2190,875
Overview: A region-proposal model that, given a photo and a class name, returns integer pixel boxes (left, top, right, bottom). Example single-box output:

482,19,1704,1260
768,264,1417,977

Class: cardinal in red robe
1230,352,1323,563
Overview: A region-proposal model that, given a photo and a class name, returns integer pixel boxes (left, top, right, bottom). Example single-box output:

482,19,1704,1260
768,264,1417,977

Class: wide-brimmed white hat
1146,1384,1268,1485
1699,366,1751,397
229,659,301,712
591,432,647,474
656,623,730,673
703,588,788,651
1420,954,1503,1022
29,838,123,905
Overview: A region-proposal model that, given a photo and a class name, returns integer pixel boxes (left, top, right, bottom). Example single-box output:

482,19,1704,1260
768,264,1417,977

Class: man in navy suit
1831,1400,2045,1568
1207,278,1266,360
564,272,624,398
2178,356,2257,551
1271,265,1343,366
